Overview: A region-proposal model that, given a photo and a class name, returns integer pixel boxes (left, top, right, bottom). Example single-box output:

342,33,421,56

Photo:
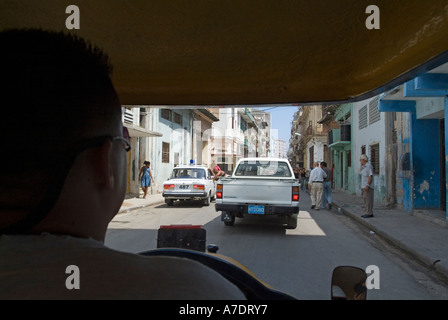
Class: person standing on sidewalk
320,161,333,210
309,162,327,210
139,161,154,199
360,154,374,218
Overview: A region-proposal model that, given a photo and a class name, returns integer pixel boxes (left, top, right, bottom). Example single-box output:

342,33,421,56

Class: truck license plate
248,205,265,214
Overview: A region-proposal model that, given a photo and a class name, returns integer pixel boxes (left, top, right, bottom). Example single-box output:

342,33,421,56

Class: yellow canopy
2,0,448,105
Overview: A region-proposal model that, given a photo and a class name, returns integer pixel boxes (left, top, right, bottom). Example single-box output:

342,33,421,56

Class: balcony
328,124,351,149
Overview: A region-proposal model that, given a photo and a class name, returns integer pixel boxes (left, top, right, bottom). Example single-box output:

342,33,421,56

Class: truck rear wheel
286,213,298,229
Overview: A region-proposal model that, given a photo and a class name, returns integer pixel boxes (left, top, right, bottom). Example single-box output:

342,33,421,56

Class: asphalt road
105,192,448,300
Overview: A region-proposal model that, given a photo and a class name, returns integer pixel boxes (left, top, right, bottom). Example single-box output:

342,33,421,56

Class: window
369,97,380,124
234,160,292,177
162,142,170,163
171,168,206,179
123,108,134,124
359,105,367,129
161,109,172,121
361,145,366,155
369,143,380,174
309,145,314,167
173,112,182,125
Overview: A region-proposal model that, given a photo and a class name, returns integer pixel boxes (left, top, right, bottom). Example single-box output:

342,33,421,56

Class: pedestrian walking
309,162,327,210
300,168,307,191
139,161,154,198
360,154,374,218
320,161,333,209
293,167,300,179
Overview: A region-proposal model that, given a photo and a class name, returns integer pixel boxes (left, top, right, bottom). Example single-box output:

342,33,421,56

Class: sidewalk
118,190,448,281
119,192,165,213
330,189,448,281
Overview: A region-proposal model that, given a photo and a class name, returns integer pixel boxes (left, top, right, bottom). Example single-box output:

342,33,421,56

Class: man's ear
92,140,115,190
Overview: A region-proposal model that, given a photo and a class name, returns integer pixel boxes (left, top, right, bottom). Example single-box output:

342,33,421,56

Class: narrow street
105,192,448,300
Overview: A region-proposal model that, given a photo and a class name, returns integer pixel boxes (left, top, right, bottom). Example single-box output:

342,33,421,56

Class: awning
378,62,448,118
195,109,219,122
124,123,162,138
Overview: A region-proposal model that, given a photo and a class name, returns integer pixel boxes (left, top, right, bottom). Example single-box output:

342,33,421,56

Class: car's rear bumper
163,191,208,199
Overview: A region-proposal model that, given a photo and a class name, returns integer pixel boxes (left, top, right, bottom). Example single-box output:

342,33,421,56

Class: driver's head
0,29,127,240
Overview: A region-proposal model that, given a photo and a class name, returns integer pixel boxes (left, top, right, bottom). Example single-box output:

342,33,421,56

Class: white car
162,165,216,206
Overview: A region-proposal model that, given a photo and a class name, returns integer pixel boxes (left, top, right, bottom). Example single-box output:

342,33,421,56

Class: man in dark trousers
320,162,333,210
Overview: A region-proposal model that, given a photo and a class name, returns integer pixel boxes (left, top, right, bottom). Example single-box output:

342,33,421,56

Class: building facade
288,62,448,224
294,105,329,170
379,63,448,220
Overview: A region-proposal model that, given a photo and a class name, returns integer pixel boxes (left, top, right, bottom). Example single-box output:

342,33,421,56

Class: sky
254,106,298,143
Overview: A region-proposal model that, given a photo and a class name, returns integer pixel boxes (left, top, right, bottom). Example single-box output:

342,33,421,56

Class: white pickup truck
215,158,300,228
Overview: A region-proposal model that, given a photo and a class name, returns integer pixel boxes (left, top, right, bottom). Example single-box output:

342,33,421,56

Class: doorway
440,120,446,210
340,151,344,188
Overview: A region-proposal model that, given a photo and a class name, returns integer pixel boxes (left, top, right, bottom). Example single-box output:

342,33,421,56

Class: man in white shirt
309,162,327,210
360,154,374,218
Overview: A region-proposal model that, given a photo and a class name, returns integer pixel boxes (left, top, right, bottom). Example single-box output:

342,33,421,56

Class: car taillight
164,184,175,190
292,186,299,201
193,184,205,190
216,184,223,199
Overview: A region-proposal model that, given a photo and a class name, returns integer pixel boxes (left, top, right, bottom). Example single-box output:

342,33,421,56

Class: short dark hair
1,29,120,209
321,162,327,167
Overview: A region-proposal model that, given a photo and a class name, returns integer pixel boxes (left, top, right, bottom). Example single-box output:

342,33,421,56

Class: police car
162,165,216,206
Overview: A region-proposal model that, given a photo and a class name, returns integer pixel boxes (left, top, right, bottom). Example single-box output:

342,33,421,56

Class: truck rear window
234,161,292,177
171,168,206,179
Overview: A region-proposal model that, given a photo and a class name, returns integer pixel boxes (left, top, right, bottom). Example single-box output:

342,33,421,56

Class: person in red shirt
212,165,227,181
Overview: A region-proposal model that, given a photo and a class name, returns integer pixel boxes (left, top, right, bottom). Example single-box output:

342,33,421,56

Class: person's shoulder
91,251,247,299
1,235,246,299
72,243,246,299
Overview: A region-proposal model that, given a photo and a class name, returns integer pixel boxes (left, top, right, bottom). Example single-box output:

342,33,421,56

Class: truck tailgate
221,178,296,205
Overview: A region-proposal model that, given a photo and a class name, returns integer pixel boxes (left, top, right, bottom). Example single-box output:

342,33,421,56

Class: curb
332,201,448,282
118,197,165,214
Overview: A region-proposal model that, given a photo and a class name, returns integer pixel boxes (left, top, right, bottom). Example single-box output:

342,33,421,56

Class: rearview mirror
331,266,367,300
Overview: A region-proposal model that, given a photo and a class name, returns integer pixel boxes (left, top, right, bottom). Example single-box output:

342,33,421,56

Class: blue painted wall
445,98,448,223
411,114,441,208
